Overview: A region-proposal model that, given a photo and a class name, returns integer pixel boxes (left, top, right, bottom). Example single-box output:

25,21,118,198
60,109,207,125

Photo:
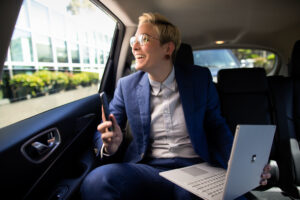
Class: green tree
67,0,95,15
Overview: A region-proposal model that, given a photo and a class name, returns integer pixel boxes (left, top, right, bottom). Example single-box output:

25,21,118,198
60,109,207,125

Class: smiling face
132,23,173,77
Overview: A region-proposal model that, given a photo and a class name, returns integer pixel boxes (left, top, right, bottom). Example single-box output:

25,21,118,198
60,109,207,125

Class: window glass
35,35,54,62
193,48,277,82
70,43,80,63
82,46,90,64
31,0,50,35
58,66,69,72
12,66,36,75
79,31,88,44
99,50,104,64
16,0,30,29
90,48,96,65
10,29,34,62
1,0,116,128
67,23,79,42
97,33,103,46
54,39,68,63
51,11,66,39
95,49,98,64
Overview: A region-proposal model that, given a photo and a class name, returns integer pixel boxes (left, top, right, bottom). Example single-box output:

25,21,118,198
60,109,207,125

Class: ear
167,42,175,56
165,42,175,56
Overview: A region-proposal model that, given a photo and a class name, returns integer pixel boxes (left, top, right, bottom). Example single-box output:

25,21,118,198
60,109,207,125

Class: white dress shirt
148,67,199,158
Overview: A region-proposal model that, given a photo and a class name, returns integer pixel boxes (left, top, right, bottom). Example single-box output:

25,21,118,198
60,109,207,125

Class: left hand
260,164,271,185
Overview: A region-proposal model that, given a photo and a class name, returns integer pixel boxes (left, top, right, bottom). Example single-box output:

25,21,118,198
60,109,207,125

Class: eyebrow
135,33,153,37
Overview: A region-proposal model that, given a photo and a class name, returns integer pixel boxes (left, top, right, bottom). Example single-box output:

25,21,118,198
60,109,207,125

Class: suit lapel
136,73,151,148
175,67,195,134
175,66,211,162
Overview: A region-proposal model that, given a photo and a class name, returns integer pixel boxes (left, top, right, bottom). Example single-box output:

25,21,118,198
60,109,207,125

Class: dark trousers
80,157,247,200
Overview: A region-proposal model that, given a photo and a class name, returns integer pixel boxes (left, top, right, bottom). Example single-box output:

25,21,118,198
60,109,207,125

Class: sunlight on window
1,0,117,128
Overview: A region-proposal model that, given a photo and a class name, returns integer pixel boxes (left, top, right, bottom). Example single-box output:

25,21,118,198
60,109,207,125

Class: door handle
21,128,61,164
31,141,52,156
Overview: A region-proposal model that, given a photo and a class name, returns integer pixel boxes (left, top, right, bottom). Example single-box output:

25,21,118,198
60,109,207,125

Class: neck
148,62,173,83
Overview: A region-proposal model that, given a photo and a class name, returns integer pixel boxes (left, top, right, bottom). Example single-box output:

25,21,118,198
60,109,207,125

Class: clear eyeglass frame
130,33,159,47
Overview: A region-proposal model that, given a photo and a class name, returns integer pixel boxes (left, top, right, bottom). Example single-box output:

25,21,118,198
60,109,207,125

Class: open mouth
135,55,146,60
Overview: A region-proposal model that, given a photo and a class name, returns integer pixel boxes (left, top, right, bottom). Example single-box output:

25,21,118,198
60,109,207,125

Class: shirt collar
148,67,176,96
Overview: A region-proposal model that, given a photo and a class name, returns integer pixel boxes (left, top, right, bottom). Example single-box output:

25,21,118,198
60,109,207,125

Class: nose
132,39,140,51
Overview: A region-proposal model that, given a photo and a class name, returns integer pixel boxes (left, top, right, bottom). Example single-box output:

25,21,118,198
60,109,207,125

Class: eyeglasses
130,33,159,47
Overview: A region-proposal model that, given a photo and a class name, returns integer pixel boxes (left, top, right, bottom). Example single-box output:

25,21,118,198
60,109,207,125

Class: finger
101,131,114,140
102,106,107,121
263,164,271,172
101,132,114,144
102,140,112,148
109,114,120,131
102,137,112,144
110,114,117,125
261,172,271,179
98,121,113,133
260,179,268,186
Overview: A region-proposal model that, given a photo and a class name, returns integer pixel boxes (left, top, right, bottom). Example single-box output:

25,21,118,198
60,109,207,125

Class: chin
135,63,145,71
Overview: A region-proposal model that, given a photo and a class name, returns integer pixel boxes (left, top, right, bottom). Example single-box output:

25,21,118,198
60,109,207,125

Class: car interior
0,0,300,199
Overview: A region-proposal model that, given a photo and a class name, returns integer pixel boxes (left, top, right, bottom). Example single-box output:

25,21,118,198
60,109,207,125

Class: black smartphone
100,92,113,131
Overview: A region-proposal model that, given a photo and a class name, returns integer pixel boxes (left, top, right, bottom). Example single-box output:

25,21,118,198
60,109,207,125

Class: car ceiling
100,0,300,65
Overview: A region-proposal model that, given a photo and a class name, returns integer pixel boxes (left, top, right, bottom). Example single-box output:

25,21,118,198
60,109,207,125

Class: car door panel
0,93,101,199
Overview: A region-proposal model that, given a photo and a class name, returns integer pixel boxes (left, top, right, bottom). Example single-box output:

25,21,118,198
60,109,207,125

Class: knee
80,164,125,199
84,164,123,184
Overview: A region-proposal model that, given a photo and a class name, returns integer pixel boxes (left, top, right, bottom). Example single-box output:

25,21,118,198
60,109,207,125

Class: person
80,12,271,200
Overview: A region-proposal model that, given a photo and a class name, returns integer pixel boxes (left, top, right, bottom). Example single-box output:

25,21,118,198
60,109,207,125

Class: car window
193,48,278,82
0,0,116,128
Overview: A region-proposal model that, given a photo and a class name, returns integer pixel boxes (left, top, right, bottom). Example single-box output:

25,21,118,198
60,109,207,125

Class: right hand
97,106,123,155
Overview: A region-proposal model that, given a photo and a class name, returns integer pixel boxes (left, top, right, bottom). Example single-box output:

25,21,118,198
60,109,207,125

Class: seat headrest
174,43,194,67
217,68,268,93
291,40,300,78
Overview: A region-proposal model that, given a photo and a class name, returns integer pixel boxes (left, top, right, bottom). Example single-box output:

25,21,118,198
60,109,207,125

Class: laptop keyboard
187,171,226,197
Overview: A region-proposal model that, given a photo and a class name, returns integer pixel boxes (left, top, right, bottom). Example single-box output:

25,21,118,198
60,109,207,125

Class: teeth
136,55,145,59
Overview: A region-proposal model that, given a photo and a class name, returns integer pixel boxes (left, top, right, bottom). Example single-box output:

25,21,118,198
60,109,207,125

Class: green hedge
9,71,99,100
0,80,4,99
52,72,70,92
10,74,45,98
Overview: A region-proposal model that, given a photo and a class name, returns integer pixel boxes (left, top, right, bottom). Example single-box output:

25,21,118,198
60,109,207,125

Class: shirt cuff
100,144,113,158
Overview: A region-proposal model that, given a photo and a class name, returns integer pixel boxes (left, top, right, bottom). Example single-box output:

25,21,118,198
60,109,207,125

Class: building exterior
1,0,115,100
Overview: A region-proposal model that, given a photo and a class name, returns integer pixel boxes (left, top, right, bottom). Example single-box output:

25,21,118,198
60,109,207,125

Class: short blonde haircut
138,12,181,62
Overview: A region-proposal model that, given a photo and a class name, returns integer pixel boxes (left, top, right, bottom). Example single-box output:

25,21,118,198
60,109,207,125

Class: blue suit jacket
102,65,233,168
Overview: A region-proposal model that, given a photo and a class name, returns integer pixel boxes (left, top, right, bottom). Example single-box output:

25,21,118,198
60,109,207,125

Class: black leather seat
217,68,279,174
291,41,300,151
216,68,292,199
292,41,300,190
267,40,300,198
264,40,300,198
174,43,194,67
267,75,298,197
217,68,274,133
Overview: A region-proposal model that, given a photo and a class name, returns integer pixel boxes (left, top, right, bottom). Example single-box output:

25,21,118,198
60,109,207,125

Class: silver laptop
159,124,276,200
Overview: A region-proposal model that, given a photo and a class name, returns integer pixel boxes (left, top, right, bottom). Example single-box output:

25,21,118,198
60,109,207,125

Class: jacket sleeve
109,79,127,130
93,79,128,163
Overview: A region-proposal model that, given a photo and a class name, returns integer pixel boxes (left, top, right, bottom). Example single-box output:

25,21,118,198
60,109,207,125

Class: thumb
109,114,120,130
